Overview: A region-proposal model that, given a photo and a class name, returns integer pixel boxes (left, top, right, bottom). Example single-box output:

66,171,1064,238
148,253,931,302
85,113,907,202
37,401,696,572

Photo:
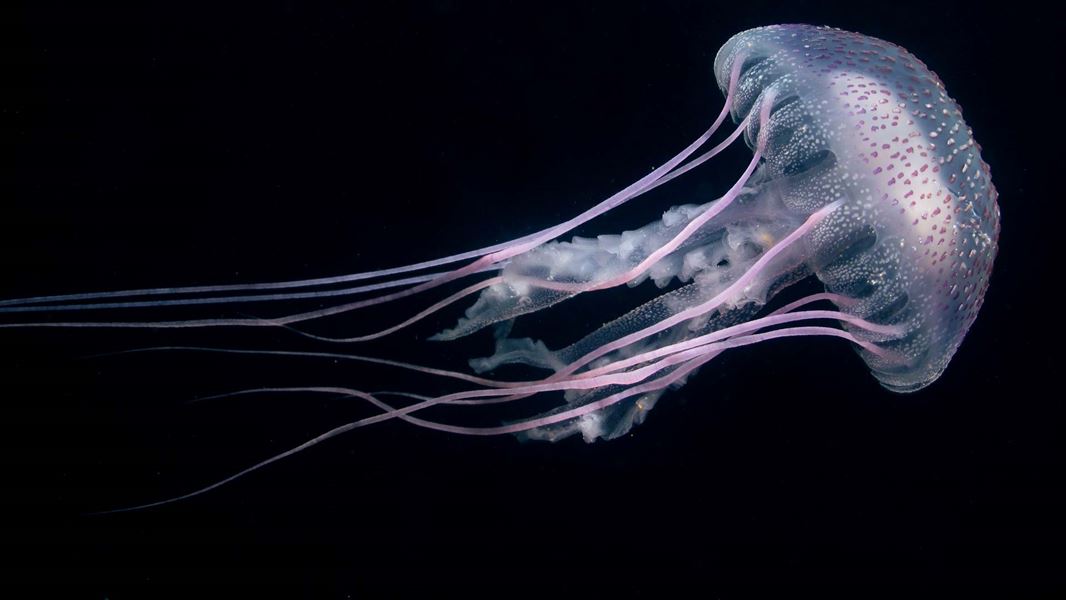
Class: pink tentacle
577,309,901,379
107,300,892,405
289,276,503,343
106,346,509,388
15,58,750,332
0,263,505,315
552,198,846,382
418,326,876,436
516,88,777,295
96,320,865,513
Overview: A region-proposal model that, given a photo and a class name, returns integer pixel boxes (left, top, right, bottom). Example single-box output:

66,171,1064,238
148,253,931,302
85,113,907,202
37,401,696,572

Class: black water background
2,1,1060,594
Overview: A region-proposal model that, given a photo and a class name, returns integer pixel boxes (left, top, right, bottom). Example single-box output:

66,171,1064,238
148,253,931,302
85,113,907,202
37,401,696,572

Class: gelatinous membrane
716,26,999,391
0,26,999,509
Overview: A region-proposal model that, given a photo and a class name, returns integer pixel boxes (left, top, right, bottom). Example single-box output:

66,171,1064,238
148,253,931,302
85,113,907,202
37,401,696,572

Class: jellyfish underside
0,25,998,510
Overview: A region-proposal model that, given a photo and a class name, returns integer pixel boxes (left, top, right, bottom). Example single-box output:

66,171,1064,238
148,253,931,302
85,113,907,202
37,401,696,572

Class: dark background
2,1,1060,595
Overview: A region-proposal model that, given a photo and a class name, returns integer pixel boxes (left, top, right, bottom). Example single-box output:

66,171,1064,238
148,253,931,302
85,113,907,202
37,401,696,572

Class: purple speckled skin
714,25,999,391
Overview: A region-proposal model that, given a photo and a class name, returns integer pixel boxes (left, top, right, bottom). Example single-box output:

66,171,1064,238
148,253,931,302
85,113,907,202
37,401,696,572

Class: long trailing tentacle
0,113,741,331
92,322,879,514
0,264,504,315
96,198,855,462
98,300,898,414
265,82,770,343
7,55,750,332
512,88,777,296
124,306,898,406
88,198,871,514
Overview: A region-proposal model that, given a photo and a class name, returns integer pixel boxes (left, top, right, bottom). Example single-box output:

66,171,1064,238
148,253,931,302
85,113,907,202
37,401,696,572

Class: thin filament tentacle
288,276,504,343
515,88,776,295
94,323,863,513
0,264,505,315
99,304,894,403
11,56,750,326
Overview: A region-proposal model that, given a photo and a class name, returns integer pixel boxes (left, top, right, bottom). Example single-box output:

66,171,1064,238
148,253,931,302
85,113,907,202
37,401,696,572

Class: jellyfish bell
714,25,999,392
0,25,998,509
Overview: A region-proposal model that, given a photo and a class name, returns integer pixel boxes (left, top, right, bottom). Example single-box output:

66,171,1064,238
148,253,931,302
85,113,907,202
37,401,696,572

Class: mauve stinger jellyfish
0,25,999,509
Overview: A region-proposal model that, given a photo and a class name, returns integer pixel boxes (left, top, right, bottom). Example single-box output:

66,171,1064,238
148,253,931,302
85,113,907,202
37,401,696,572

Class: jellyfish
0,25,999,509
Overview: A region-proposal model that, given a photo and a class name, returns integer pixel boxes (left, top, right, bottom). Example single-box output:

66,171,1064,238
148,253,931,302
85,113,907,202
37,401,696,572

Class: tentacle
553,199,846,380
90,386,406,514
430,93,778,342
96,346,511,389
576,309,901,379
111,201,844,424
0,264,504,315
96,304,896,408
93,322,866,513
6,57,751,339
446,197,845,429
289,276,503,342
514,88,778,295
437,326,880,436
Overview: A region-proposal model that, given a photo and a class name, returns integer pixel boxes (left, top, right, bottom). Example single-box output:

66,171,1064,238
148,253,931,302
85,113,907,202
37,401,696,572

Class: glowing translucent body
0,25,999,509
415,26,998,443
715,25,999,391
